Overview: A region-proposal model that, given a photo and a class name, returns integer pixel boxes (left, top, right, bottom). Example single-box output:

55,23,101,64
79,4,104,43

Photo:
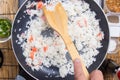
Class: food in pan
106,0,120,13
0,19,11,38
16,0,104,78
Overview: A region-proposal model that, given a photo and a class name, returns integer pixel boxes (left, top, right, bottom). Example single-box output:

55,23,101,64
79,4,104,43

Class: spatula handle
61,33,89,80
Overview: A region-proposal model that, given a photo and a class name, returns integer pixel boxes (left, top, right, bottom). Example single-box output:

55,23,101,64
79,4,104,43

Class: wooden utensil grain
43,3,89,79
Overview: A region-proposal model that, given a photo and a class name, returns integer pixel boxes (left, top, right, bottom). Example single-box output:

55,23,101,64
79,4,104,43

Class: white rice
16,0,104,78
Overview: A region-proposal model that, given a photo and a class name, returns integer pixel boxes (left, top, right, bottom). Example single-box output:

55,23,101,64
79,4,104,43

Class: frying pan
12,0,109,80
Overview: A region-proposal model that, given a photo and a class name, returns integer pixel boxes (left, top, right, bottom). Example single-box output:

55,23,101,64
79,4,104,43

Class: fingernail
75,58,80,63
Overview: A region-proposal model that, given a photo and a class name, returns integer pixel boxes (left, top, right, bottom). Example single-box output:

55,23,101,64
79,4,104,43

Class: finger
90,70,104,80
74,58,86,80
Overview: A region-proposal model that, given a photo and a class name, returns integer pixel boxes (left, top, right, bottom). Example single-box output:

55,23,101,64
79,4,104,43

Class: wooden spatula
43,3,89,79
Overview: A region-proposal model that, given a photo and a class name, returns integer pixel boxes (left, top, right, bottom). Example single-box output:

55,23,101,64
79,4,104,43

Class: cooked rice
16,0,104,78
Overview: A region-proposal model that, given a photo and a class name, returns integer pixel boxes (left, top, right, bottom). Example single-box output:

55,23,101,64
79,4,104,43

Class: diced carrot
97,32,102,37
29,51,34,60
28,35,33,42
32,47,37,52
97,32,103,40
36,1,43,10
43,46,48,52
30,47,37,59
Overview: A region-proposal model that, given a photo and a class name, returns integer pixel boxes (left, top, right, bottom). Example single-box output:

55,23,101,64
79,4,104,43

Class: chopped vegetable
0,19,12,38
32,47,37,52
28,35,33,42
29,51,35,60
43,46,48,52
30,47,37,59
36,1,43,10
97,32,103,40
97,32,102,37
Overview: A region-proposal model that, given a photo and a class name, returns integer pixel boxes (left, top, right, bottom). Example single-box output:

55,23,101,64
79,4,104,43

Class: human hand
74,59,104,80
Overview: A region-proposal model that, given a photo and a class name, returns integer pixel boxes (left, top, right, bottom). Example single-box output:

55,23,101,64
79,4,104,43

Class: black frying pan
12,0,109,80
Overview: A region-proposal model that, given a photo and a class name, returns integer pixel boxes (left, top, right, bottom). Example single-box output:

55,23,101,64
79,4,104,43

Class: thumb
74,58,86,80
90,70,104,80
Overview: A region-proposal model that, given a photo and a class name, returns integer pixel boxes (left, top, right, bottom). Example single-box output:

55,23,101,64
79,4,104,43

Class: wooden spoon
43,3,89,79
